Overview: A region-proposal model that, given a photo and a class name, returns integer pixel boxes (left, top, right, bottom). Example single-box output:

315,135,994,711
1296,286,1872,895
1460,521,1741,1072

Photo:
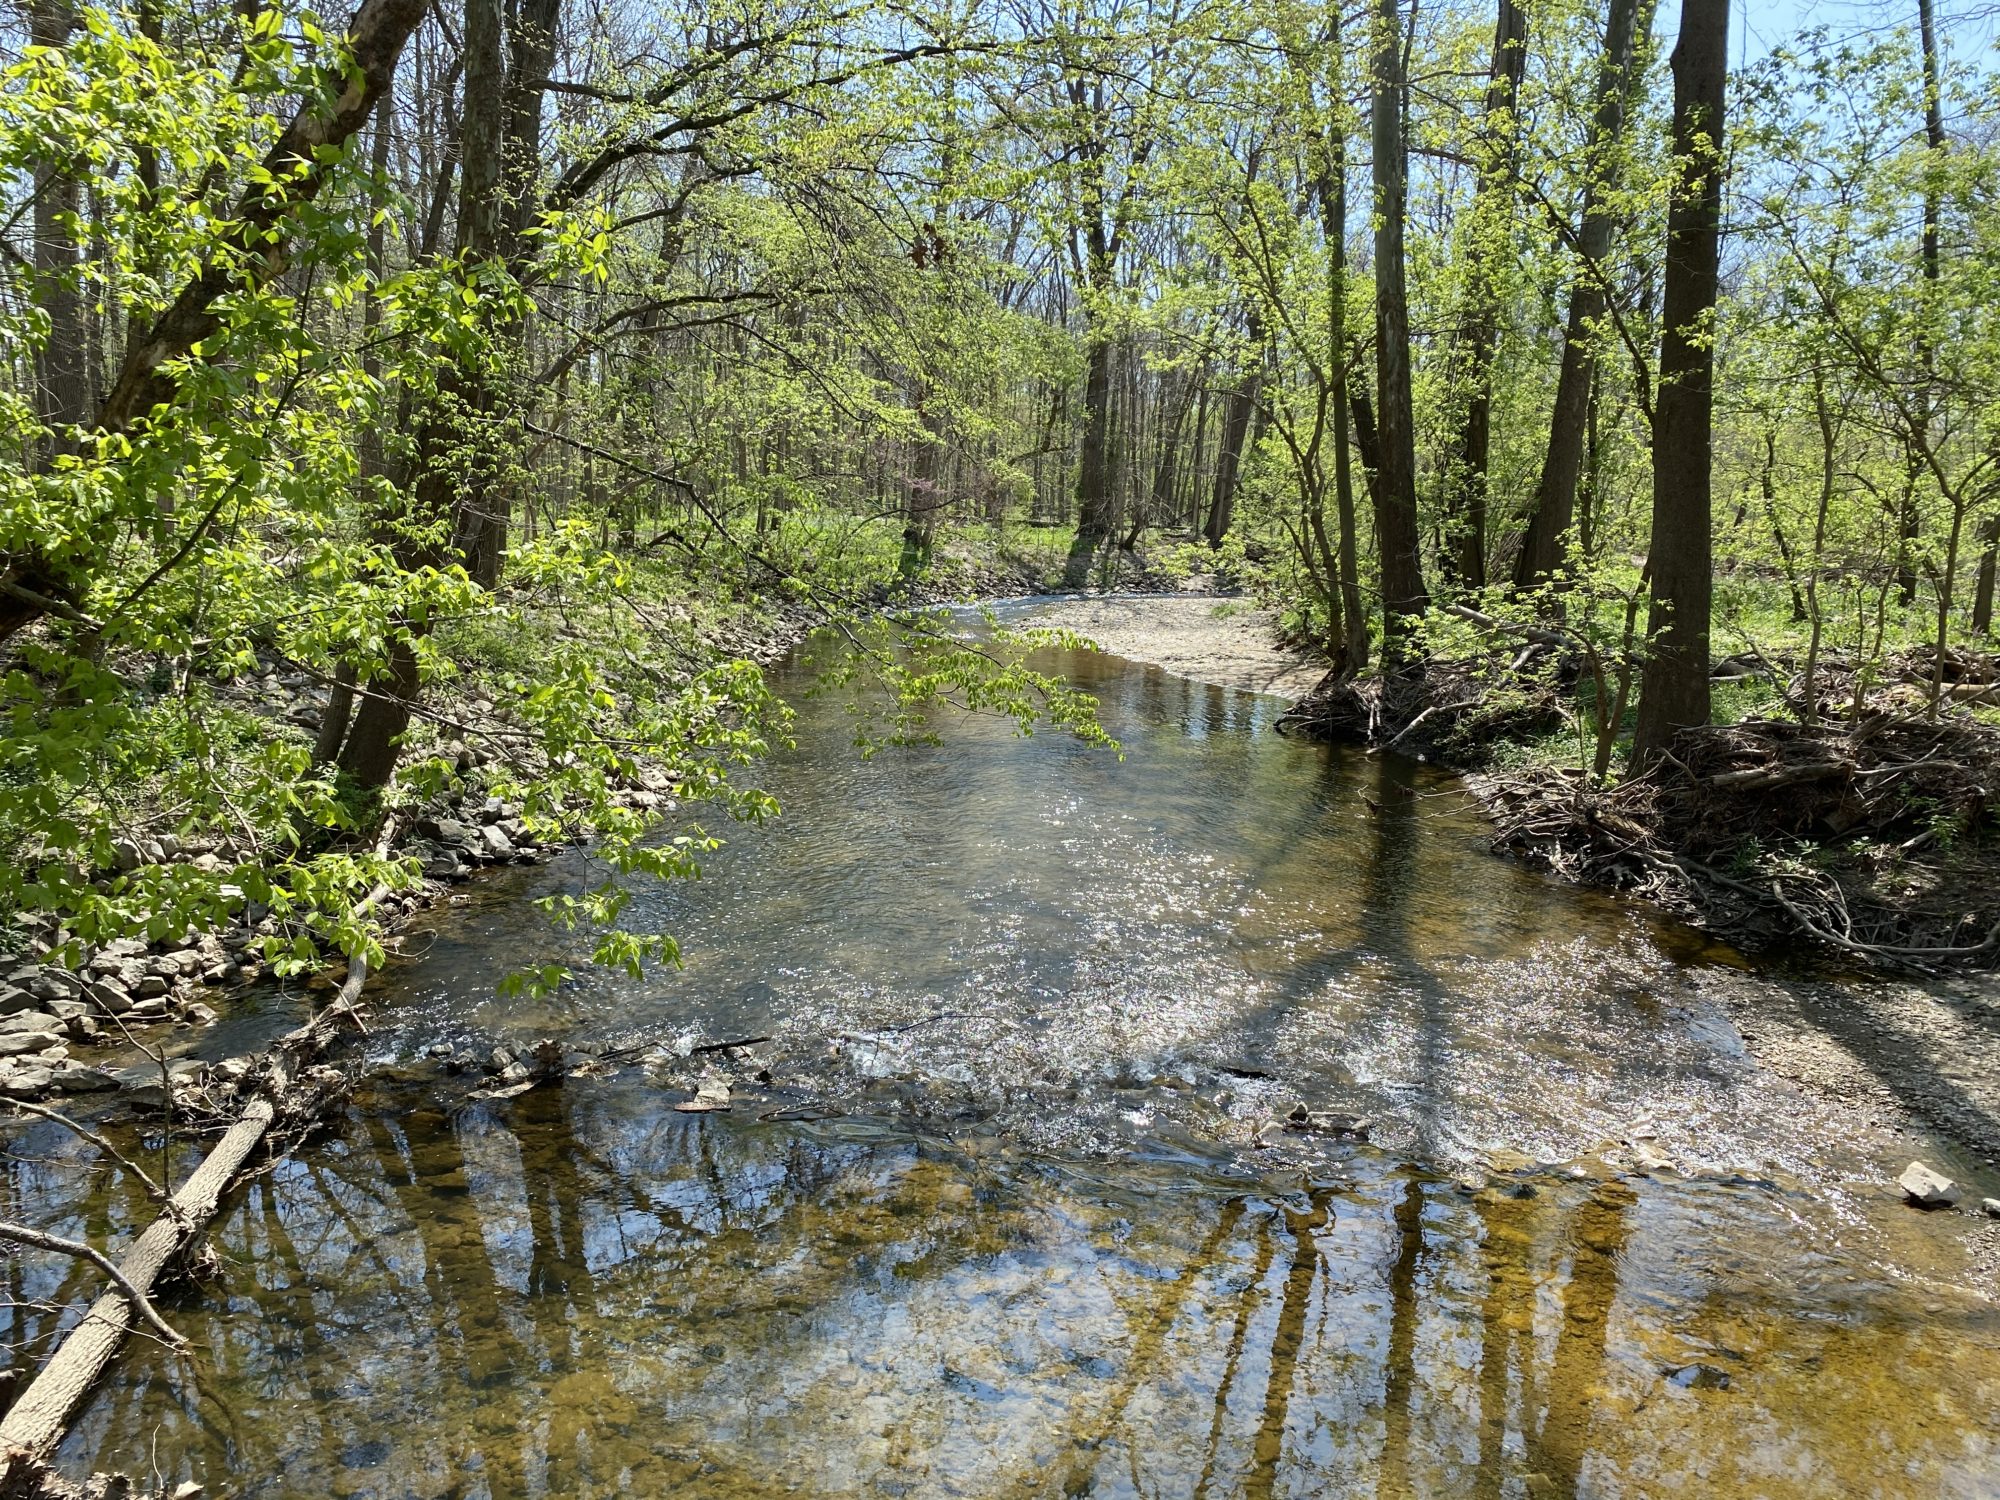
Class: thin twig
4,1100,164,1200
0,1222,185,1347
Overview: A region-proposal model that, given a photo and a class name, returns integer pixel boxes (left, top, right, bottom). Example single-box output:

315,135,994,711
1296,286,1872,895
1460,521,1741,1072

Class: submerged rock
1898,1160,1958,1209
1667,1361,1734,1391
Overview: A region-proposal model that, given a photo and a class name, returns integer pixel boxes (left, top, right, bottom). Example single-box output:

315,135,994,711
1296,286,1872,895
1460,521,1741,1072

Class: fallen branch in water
0,828,400,1496
0,1222,185,1348
0,1099,273,1492
3,1100,164,1201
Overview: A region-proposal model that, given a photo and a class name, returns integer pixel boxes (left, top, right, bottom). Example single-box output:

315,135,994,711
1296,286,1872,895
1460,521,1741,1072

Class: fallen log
0,1099,274,1494
0,854,395,1497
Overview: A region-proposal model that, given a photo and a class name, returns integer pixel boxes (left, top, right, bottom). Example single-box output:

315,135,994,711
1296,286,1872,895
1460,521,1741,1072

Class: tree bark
1205,306,1265,548
1630,0,1729,767
1066,332,1117,583
1514,0,1648,590
1441,0,1527,590
1972,512,1999,637
29,0,85,469
1328,152,1369,675
1371,0,1428,650
1901,0,1947,606
340,0,551,790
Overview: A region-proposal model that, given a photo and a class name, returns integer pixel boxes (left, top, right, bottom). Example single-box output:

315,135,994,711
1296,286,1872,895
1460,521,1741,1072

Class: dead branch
2,1102,164,1200
0,1223,184,1348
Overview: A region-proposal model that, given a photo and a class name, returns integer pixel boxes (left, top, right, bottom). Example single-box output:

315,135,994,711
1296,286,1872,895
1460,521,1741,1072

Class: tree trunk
29,0,85,468
1066,333,1117,584
1371,0,1428,650
340,0,532,793
1514,0,1648,590
1901,0,1947,607
0,0,429,646
1325,101,1369,676
1971,512,1999,637
460,0,562,586
1441,0,1526,591
1630,0,1728,767
1205,308,1264,548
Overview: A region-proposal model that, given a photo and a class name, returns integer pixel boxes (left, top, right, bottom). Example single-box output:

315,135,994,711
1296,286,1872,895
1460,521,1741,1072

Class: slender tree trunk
1514,0,1648,590
1442,0,1526,590
30,0,85,470
1899,0,1948,607
1800,369,1838,722
1371,0,1428,650
1630,0,1729,767
1205,308,1264,548
359,88,394,484
1184,380,1212,531
1325,100,1369,675
461,0,561,586
1349,377,1383,512
1759,428,1807,621
1971,512,1999,637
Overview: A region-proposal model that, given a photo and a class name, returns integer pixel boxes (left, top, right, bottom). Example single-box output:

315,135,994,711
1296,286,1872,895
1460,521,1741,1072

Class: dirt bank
1031,592,1329,700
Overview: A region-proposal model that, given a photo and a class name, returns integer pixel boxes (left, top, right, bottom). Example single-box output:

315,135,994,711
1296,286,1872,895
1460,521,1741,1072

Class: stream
7,602,2000,1497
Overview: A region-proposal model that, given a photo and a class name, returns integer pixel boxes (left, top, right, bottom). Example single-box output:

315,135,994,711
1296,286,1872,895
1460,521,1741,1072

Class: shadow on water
7,623,2000,1496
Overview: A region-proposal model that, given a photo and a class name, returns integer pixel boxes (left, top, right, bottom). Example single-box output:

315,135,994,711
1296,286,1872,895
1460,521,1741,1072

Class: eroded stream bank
7,600,2000,1497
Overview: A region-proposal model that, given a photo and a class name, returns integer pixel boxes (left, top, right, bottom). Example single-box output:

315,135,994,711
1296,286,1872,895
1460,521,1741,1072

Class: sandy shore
1028,593,1329,701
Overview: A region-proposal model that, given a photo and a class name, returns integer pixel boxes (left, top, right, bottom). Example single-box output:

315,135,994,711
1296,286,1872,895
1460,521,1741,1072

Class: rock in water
1898,1160,1958,1209
674,1068,733,1113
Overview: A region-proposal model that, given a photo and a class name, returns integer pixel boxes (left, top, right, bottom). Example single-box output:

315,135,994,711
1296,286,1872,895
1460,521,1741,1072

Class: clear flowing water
6,611,2000,1498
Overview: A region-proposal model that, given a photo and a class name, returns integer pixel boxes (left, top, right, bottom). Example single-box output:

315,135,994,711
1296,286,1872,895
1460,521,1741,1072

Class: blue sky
1731,0,1999,69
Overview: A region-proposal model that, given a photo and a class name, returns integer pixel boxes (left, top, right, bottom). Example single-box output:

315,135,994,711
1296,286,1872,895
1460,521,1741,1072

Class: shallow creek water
7,609,2000,1497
